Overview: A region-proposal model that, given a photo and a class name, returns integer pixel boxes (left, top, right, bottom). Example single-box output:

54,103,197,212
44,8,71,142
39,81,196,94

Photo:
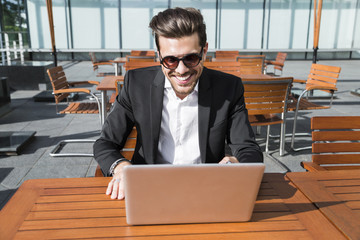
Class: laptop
123,163,265,225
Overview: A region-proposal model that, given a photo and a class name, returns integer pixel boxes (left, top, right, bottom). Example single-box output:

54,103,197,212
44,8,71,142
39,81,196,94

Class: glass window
71,0,119,49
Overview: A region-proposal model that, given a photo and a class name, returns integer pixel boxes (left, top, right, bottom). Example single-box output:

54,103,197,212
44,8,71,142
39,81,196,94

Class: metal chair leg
50,139,96,157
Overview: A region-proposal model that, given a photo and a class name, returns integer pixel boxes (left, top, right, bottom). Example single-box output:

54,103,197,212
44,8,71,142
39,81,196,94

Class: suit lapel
150,69,165,164
198,68,212,163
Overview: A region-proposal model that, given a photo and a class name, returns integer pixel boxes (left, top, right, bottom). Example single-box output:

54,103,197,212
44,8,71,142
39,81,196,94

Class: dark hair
149,7,207,51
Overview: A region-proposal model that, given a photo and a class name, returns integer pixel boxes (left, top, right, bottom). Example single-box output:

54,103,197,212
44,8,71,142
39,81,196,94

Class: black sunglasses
159,48,203,70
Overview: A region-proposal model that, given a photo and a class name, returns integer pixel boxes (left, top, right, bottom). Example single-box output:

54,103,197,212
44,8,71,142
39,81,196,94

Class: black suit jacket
94,66,263,175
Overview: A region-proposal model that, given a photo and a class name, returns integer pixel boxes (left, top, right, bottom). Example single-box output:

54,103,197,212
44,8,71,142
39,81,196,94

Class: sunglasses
159,48,203,70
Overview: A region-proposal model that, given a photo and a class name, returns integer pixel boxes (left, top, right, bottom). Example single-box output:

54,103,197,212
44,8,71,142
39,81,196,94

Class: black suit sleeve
93,72,135,176
227,79,263,163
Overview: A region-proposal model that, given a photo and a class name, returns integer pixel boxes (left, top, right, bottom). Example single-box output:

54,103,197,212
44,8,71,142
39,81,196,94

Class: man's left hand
219,155,239,164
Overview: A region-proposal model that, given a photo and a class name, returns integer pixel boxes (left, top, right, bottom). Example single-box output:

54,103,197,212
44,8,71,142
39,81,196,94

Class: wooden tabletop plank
74,231,312,240
37,193,114,203
336,193,360,201
15,221,307,239
15,230,313,240
25,208,126,221
42,187,105,195
31,200,123,211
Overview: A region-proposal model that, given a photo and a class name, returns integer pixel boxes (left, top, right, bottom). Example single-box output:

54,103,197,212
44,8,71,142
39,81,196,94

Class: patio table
110,57,126,76
287,170,360,240
96,75,124,125
0,173,346,239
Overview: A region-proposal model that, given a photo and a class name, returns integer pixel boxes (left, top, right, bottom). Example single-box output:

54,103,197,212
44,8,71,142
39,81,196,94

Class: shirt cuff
108,158,131,176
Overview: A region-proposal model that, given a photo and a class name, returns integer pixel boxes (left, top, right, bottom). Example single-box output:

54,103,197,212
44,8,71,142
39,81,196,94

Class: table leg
114,64,119,76
100,90,107,125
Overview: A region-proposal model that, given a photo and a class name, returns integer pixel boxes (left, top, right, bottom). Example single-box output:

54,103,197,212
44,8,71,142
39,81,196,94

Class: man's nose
175,60,190,74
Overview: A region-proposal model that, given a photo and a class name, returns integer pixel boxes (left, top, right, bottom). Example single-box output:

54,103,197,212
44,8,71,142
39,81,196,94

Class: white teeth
177,75,190,81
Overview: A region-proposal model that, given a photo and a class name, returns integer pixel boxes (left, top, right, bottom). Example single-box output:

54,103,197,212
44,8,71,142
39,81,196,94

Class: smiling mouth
174,74,192,85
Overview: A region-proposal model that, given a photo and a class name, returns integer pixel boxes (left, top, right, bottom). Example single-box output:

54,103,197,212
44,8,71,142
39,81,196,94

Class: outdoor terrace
0,59,359,210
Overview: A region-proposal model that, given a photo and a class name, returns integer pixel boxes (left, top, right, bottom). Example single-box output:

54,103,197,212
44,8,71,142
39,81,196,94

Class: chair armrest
69,81,99,86
94,62,113,66
293,79,307,84
265,60,284,67
301,162,327,172
54,88,91,95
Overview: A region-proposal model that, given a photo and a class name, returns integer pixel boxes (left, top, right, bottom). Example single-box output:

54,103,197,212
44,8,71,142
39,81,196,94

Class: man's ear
202,42,209,60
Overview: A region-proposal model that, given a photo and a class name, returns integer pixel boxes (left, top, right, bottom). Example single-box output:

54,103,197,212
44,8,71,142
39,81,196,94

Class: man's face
158,33,208,100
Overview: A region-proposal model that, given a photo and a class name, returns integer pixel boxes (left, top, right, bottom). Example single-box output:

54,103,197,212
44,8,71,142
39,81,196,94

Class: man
94,7,263,200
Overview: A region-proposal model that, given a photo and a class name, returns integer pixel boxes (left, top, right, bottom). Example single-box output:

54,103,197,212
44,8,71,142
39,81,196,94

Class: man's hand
219,155,239,164
106,161,132,200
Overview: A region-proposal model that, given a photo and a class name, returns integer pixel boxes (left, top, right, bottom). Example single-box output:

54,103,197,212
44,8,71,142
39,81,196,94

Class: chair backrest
204,61,242,75
243,78,293,118
306,64,341,92
274,52,287,70
47,66,70,104
95,127,137,177
309,116,360,171
130,50,156,57
89,52,98,63
89,52,99,71
236,55,265,74
205,55,212,62
126,55,156,62
215,50,239,59
124,61,160,71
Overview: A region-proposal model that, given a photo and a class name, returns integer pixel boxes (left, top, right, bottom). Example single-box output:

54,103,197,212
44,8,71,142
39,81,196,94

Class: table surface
96,75,124,91
287,170,360,240
0,174,346,240
110,57,127,63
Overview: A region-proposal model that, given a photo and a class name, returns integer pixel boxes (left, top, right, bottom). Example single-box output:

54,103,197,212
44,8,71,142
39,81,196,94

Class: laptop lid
123,163,265,225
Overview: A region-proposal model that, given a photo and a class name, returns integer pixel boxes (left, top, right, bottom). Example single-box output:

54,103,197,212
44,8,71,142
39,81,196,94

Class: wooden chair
205,61,264,76
287,63,341,151
236,55,266,74
126,55,156,62
243,78,293,156
95,127,137,177
130,50,156,57
47,66,102,157
215,50,239,59
89,52,114,77
302,116,360,172
109,78,123,105
265,52,287,76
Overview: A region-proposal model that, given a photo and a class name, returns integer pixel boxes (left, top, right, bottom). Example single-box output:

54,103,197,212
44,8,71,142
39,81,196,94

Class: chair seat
248,114,283,126
60,102,100,114
287,95,330,111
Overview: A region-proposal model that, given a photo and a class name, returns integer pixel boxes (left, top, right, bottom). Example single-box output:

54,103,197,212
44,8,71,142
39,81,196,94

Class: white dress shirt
157,78,202,164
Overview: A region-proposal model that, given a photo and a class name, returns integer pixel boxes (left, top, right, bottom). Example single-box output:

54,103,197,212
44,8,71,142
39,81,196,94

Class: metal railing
0,32,25,65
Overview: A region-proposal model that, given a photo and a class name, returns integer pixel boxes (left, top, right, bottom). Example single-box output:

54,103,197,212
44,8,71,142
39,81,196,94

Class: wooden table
0,174,346,239
287,170,360,240
96,75,124,125
110,57,126,76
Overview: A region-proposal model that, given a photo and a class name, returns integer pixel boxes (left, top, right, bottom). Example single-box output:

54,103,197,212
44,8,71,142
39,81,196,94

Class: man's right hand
106,160,132,200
